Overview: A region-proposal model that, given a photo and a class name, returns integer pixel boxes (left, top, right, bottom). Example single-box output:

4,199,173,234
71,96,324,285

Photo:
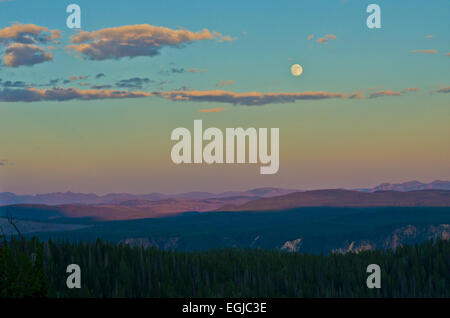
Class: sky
0,0,449,194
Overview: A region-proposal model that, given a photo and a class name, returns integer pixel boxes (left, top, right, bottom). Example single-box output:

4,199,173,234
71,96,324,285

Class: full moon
290,64,303,76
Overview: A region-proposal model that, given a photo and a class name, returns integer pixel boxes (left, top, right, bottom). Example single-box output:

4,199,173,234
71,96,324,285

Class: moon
290,64,303,76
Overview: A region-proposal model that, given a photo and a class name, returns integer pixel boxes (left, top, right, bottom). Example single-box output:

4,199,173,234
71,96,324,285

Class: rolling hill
221,189,450,211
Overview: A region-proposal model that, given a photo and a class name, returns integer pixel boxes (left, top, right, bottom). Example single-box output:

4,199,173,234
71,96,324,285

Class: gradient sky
0,0,449,194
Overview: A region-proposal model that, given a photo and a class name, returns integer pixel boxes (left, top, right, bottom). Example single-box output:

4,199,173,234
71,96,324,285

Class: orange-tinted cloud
0,87,153,102
215,80,234,87
349,90,364,99
0,23,60,44
411,49,437,54
49,30,62,40
187,68,207,73
0,24,60,67
198,107,227,113
368,90,402,99
401,87,419,93
4,43,53,67
307,34,314,41
155,89,349,105
317,34,336,43
67,24,233,61
431,87,450,94
69,75,88,81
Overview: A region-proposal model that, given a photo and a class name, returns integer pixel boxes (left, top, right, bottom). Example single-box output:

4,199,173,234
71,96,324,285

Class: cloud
95,73,105,79
411,49,437,54
431,87,450,94
424,35,434,39
67,24,232,61
69,75,88,81
401,87,419,93
169,67,185,74
160,67,207,75
351,87,417,99
49,30,62,40
4,43,53,67
159,67,186,75
0,87,153,102
0,23,59,44
115,77,153,89
216,80,234,87
91,84,112,89
446,53,450,57
154,89,349,106
368,90,402,99
0,78,27,87
348,90,364,99
307,35,314,41
198,107,226,113
187,68,207,73
0,78,67,88
317,34,336,44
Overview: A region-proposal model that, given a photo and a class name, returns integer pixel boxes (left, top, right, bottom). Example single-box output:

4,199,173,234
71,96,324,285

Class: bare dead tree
6,210,24,241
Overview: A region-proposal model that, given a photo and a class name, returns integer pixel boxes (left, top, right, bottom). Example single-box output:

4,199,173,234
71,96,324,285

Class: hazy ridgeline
1,238,449,298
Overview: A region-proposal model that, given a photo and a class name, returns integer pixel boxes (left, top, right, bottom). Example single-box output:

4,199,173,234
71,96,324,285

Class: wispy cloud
0,78,27,88
368,90,402,99
307,34,314,41
187,68,207,73
154,89,349,106
90,84,112,89
317,34,336,44
67,24,233,61
69,75,88,81
0,87,153,102
348,90,364,99
115,77,153,89
431,87,450,94
411,49,437,54
363,87,419,99
198,107,226,113
401,87,419,93
215,80,234,87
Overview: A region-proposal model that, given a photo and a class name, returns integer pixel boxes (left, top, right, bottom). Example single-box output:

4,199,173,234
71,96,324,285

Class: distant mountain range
221,189,450,212
1,186,449,254
354,180,450,192
1,189,449,222
0,187,298,206
1,180,449,206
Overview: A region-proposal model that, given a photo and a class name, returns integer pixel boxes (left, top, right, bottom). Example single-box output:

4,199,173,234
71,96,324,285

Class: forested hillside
1,237,449,298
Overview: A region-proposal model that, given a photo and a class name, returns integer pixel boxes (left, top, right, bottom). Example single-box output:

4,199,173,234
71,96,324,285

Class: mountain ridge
220,189,450,212
1,180,449,206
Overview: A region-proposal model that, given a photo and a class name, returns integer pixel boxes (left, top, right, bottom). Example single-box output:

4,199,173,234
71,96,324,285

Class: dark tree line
1,237,449,298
